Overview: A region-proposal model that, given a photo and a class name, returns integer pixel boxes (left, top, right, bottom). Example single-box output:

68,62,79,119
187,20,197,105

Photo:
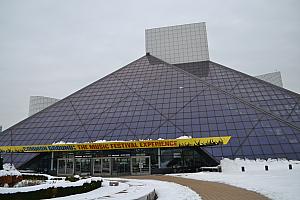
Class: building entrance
131,156,151,175
93,158,111,176
57,156,151,176
111,157,131,176
75,158,92,176
57,158,74,175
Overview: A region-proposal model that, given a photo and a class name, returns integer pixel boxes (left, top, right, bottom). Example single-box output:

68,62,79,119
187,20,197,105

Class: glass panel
58,159,65,174
101,158,111,175
80,159,91,175
75,159,81,175
131,156,151,175
176,61,299,126
112,157,130,176
93,159,101,174
2,55,300,169
66,159,74,175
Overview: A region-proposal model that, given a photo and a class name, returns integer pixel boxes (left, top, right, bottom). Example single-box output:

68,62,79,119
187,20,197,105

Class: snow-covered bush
0,163,23,187
66,175,80,182
0,180,103,200
0,163,22,177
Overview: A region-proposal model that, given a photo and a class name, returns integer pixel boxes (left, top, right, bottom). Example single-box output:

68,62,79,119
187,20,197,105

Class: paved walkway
126,175,270,200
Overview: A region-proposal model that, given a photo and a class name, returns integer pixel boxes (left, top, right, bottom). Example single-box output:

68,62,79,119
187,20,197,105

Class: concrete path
126,175,270,200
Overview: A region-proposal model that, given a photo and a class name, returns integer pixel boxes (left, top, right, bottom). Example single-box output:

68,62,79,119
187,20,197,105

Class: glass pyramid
0,55,299,167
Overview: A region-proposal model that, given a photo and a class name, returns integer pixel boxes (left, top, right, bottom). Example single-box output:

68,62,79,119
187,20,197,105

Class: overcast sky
0,0,299,130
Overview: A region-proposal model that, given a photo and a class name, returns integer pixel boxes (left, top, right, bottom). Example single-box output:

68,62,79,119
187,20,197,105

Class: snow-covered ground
2,158,299,200
109,178,201,200
47,179,153,200
0,174,200,200
143,179,201,200
170,158,300,200
48,178,201,200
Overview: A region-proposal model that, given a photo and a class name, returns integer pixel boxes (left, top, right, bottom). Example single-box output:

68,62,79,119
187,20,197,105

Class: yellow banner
0,136,231,153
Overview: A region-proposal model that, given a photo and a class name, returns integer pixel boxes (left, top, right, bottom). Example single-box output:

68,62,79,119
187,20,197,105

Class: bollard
289,164,292,170
265,165,269,171
241,166,245,172
0,157,3,170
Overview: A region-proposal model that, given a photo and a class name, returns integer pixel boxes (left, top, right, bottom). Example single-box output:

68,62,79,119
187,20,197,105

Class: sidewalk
127,175,270,200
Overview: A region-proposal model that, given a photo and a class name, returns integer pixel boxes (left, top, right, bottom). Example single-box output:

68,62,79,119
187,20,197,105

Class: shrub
22,174,48,181
0,175,23,187
0,180,102,200
65,175,80,182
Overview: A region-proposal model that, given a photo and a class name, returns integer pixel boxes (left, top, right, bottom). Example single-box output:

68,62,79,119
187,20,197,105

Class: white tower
145,22,209,64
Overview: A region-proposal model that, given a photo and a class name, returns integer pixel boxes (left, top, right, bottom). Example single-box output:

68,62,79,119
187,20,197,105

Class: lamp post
0,153,3,170
10,130,13,164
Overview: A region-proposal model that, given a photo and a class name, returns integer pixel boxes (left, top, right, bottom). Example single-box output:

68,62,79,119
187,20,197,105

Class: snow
4,158,298,200
104,178,201,200
176,135,192,139
52,141,78,144
93,140,126,143
21,172,64,180
47,180,131,200
0,163,22,177
0,177,102,194
136,179,201,200
169,158,300,200
55,137,198,144
53,140,133,144
0,176,201,200
57,178,201,200
73,175,80,179
93,140,107,143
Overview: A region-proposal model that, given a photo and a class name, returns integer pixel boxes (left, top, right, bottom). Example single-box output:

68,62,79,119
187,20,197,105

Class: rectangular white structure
145,22,209,64
29,96,60,116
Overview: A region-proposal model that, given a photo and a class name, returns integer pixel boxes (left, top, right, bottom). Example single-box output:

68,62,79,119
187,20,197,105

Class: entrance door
74,158,91,176
92,158,111,176
58,159,66,175
101,158,111,176
93,158,102,175
112,157,130,176
131,156,151,175
80,158,91,176
57,159,74,175
66,159,74,175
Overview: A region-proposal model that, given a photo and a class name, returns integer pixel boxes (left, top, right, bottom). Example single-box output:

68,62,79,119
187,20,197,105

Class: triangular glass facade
1,55,299,167
176,61,300,127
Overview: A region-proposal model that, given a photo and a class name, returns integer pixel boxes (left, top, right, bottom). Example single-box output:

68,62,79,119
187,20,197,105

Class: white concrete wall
220,158,300,173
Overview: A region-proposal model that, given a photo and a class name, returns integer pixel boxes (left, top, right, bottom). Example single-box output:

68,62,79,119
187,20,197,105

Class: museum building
0,23,299,176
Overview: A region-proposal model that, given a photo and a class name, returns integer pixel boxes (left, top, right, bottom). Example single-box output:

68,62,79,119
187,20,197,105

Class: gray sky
0,0,299,130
